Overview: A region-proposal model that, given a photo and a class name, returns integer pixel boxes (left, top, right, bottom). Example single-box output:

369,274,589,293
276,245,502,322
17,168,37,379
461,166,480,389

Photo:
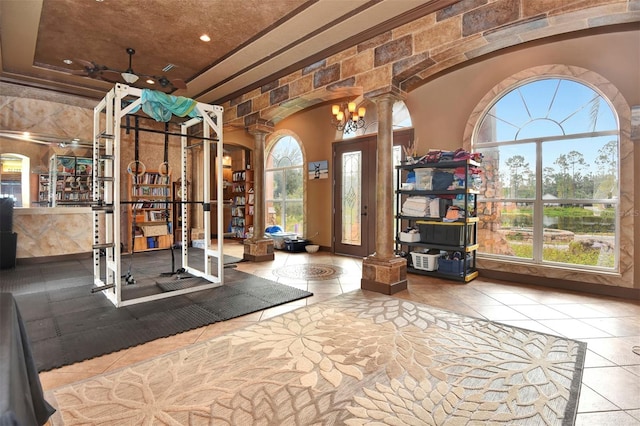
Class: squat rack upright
92,83,225,307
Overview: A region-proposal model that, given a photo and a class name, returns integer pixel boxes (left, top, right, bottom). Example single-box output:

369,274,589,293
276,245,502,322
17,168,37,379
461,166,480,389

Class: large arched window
473,78,619,271
265,135,304,235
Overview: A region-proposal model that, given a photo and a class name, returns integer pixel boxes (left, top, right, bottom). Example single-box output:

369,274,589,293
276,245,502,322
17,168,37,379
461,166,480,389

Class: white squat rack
92,83,225,307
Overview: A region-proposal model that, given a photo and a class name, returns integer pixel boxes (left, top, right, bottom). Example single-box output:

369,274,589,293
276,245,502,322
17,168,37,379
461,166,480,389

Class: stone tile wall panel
261,81,279,93
236,100,252,118
269,85,289,106
374,35,413,67
302,60,326,75
392,53,434,83
313,63,341,88
414,17,462,52
289,75,313,99
223,0,635,130
342,50,374,77
437,0,489,21
393,14,436,38
462,0,520,36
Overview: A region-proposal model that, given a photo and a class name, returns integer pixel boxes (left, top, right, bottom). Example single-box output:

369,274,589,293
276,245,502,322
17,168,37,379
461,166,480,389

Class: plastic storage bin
410,252,440,271
417,221,475,246
399,231,421,242
438,255,472,276
284,238,309,252
414,169,432,190
266,232,298,250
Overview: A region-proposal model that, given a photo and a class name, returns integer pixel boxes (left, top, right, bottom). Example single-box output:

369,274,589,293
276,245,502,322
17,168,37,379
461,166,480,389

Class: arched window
473,77,619,271
265,134,304,235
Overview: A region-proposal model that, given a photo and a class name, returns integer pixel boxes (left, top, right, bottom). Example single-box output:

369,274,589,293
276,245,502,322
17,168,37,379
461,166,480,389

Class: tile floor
34,241,640,425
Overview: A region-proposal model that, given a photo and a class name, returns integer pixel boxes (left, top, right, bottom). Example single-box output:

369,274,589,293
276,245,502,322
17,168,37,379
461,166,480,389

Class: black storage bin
0,232,18,269
284,238,309,253
417,221,475,246
0,198,14,232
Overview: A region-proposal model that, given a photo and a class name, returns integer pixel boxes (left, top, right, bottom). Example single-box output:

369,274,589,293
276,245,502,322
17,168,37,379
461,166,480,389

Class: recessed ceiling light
63,59,73,65
200,34,211,42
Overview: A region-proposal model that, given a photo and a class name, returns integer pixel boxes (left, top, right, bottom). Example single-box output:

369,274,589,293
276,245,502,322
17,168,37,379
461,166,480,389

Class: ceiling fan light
122,72,138,84
331,104,340,115
358,106,366,117
348,102,356,113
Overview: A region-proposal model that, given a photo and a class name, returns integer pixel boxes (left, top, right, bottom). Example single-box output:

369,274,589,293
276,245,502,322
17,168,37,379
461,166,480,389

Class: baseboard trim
478,269,640,300
17,252,93,265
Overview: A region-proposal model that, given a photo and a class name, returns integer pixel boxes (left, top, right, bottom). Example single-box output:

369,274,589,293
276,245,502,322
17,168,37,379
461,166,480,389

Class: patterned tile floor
23,240,640,425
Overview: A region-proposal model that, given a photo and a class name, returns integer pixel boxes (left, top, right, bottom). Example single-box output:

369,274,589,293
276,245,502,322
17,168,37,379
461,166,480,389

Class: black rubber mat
156,276,212,292
14,268,313,372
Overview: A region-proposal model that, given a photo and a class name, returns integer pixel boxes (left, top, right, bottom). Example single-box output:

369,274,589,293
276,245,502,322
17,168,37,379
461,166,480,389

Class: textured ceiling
0,0,455,104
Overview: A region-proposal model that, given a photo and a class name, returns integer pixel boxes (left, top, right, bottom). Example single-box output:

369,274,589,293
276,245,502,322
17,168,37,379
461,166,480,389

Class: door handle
361,212,367,216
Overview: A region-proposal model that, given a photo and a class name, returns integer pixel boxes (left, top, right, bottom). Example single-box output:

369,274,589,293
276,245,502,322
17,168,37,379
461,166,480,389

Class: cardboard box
133,236,147,251
157,235,172,249
191,228,205,240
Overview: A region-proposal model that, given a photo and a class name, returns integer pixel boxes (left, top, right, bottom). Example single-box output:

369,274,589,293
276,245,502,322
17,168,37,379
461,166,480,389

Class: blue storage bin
438,255,472,276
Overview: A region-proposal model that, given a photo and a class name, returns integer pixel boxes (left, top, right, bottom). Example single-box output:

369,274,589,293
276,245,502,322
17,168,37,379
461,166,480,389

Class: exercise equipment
91,83,225,307
160,122,177,277
123,116,143,285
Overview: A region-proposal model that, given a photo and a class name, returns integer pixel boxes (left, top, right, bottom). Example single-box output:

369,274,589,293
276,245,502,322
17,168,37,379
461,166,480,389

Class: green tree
595,140,617,177
543,166,557,196
505,155,530,198
565,151,587,198
554,154,569,198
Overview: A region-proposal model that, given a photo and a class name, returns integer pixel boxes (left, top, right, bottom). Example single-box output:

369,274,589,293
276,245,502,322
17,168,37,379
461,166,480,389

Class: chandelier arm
330,101,365,134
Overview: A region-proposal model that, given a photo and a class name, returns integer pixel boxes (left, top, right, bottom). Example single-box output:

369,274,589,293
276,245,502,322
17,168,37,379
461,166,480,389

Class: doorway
332,129,414,257
333,136,377,257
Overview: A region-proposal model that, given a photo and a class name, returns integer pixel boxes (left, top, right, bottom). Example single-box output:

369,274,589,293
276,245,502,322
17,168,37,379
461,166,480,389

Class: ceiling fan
69,47,187,91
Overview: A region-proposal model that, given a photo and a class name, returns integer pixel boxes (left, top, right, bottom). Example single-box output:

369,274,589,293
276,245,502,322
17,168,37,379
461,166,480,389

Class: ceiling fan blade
171,79,187,90
98,69,123,83
73,58,95,69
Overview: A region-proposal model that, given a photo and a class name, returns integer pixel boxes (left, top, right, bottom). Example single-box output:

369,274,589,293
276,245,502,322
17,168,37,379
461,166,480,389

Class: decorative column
361,92,407,294
243,120,275,262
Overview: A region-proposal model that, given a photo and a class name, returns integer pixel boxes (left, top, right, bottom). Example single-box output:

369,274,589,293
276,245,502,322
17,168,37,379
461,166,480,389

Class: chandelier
331,101,366,134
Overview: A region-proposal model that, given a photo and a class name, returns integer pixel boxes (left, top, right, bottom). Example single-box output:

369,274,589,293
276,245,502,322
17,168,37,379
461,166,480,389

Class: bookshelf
230,169,254,238
49,155,93,206
128,171,173,252
37,173,50,206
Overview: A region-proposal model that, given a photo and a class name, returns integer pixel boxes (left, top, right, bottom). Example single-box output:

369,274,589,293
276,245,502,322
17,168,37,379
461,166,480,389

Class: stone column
243,120,275,262
361,92,407,294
